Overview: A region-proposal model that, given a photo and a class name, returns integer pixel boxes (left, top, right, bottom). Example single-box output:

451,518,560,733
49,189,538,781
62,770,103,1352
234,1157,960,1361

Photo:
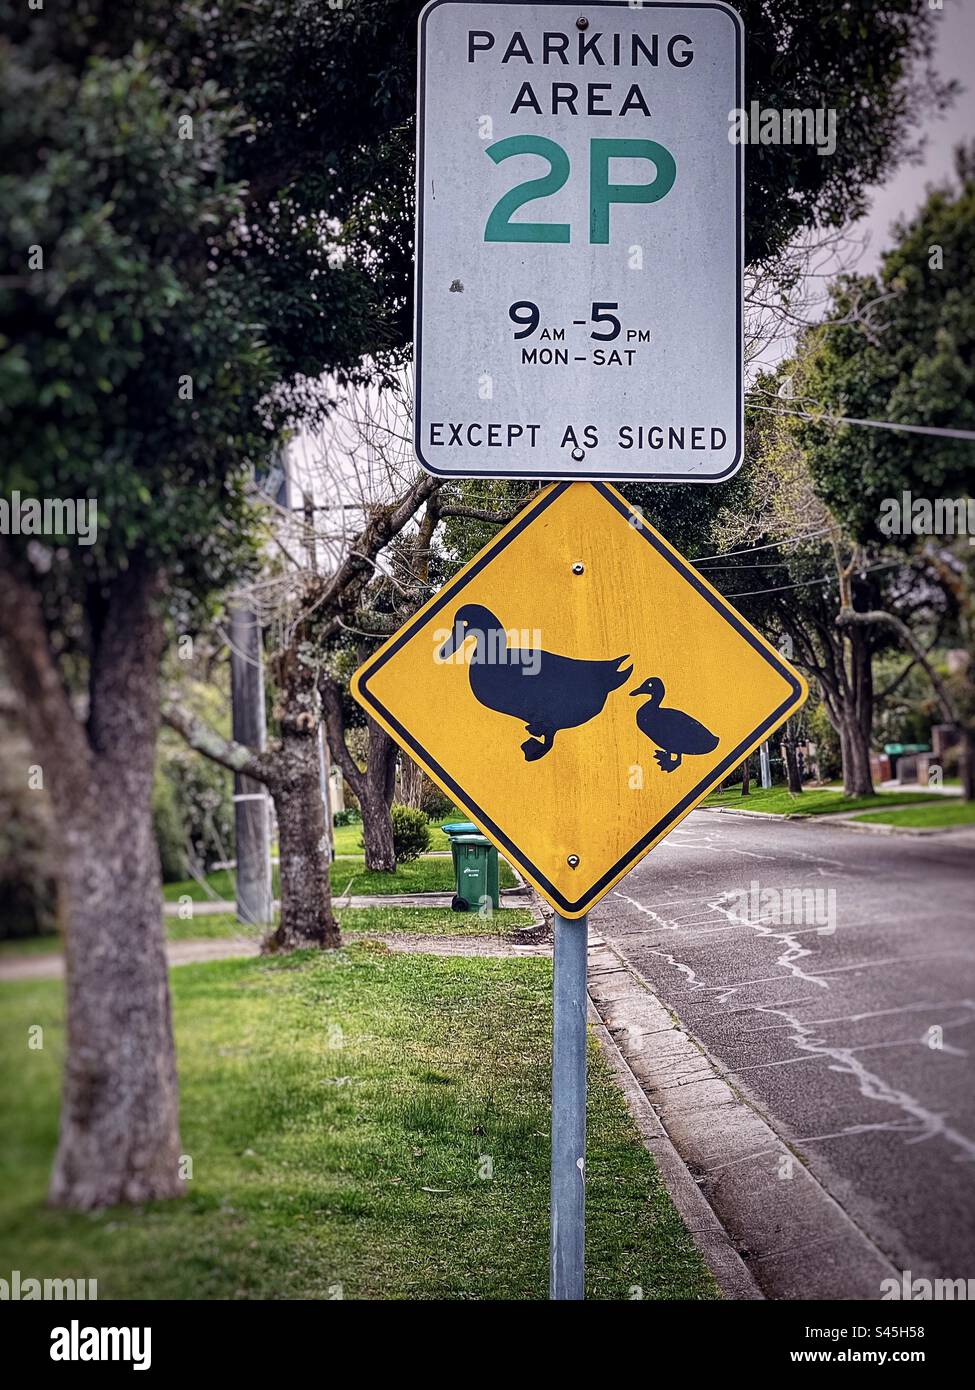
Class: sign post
550,911,589,1299
415,0,743,481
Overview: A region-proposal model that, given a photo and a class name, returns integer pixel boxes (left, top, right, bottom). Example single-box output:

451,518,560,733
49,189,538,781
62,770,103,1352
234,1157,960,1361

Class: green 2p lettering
484,136,677,244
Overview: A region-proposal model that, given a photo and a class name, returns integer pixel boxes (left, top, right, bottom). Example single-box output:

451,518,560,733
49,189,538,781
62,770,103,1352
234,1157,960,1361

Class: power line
749,403,975,443
692,526,833,563
720,558,904,599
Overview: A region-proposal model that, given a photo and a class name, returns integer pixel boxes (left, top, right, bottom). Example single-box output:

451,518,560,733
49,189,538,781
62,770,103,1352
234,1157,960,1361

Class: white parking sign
414,0,743,481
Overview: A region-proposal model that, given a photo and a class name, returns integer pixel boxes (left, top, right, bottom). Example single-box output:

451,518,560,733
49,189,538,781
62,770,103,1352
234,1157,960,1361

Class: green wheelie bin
442,822,500,912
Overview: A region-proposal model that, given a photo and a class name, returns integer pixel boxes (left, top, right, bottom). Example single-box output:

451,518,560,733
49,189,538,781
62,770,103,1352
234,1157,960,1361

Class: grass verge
702,786,945,817
852,801,975,830
162,855,517,903
0,948,718,1300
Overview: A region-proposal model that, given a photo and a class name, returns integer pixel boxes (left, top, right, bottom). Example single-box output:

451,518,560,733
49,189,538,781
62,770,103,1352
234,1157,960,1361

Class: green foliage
152,768,187,884
796,148,975,540
0,43,274,607
332,808,361,828
157,734,235,867
419,781,454,823
390,803,431,864
733,0,952,263
0,705,59,940
807,701,842,782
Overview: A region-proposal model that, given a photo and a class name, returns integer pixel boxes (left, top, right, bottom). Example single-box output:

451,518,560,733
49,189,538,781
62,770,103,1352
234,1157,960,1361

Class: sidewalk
162,886,531,916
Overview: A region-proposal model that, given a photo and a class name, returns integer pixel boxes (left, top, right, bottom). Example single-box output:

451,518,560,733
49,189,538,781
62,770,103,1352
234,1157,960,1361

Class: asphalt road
592,810,975,1285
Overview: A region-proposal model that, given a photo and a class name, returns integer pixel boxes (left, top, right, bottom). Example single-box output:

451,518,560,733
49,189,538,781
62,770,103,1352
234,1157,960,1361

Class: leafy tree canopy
794,147,975,541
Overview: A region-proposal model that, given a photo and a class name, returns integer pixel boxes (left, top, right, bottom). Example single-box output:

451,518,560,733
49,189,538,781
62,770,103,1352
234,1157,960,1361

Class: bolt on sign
414,0,744,481
352,483,807,918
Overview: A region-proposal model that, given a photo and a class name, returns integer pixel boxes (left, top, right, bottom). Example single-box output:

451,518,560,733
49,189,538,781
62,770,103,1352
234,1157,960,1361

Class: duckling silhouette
439,603,633,761
631,676,719,772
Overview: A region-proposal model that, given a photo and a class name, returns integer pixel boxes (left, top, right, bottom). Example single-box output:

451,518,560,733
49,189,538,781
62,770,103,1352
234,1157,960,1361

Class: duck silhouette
439,604,633,761
631,677,719,772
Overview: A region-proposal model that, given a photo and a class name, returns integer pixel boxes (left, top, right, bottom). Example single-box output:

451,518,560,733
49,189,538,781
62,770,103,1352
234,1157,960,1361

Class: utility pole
760,740,772,789
301,486,333,863
230,606,273,925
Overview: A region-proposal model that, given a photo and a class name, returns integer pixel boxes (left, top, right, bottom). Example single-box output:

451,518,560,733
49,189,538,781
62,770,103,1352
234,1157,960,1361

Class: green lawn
0,949,718,1300
332,818,460,856
168,907,534,942
853,801,975,830
331,857,517,897
0,934,66,959
163,855,517,903
703,786,945,817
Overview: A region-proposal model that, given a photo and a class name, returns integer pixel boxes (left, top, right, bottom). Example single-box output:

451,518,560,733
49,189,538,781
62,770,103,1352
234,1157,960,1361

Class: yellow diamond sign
352,482,807,918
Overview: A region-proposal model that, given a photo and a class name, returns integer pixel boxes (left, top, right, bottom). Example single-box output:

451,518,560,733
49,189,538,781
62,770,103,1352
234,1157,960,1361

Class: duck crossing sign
352,483,807,918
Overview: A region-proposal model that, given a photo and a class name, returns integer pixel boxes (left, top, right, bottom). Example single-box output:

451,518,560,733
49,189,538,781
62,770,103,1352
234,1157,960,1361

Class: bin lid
451,834,493,847
441,821,479,835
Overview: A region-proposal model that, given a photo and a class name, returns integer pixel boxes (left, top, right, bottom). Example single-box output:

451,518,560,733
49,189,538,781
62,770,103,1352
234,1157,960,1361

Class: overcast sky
858,0,975,268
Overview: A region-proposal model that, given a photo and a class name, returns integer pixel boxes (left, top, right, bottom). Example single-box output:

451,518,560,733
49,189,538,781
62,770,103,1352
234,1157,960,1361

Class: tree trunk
360,715,397,871
266,672,340,952
359,781,396,872
320,679,398,871
783,738,804,794
48,564,184,1209
959,727,975,802
399,752,425,809
740,757,750,796
839,714,874,796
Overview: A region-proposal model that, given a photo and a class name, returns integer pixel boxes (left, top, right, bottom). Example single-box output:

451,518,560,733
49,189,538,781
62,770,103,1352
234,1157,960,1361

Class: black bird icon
631,676,719,772
439,604,633,761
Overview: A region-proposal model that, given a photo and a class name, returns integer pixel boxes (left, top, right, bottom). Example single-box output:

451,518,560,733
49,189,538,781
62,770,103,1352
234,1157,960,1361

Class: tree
0,3,425,1208
0,44,277,1209
165,450,441,931
795,149,975,794
704,395,947,797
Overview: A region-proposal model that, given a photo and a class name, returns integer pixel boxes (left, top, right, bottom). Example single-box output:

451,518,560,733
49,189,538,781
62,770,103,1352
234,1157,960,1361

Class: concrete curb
587,984,763,1301
587,936,901,1301
701,805,973,838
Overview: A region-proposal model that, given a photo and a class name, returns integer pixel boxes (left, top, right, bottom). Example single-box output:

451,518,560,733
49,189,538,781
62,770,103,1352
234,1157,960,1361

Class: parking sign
415,1,743,481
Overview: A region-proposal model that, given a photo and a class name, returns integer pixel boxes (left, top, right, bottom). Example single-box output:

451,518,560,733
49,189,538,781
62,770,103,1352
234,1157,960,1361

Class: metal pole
550,911,588,1300
229,606,272,926
760,740,772,789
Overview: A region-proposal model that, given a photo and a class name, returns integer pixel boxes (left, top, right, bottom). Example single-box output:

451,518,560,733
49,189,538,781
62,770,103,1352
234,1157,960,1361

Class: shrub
391,803,431,863
153,768,188,883
333,807,361,827
419,778,454,822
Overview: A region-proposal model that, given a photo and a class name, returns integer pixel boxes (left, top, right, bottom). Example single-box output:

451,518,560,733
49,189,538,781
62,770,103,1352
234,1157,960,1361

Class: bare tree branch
161,700,278,786
836,609,959,724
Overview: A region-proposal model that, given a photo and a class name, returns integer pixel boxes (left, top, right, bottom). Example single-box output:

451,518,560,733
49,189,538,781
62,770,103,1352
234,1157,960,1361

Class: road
591,809,975,1286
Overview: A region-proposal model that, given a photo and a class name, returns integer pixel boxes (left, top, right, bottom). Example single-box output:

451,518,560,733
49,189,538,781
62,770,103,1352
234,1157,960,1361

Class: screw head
576,16,589,29
572,562,585,575
567,854,580,869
